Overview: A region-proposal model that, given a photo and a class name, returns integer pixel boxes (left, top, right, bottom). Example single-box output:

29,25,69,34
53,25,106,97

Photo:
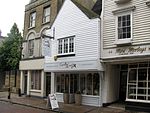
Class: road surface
0,101,55,113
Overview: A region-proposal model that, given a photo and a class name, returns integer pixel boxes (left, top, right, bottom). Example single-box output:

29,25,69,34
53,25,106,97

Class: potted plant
75,91,82,105
63,90,69,104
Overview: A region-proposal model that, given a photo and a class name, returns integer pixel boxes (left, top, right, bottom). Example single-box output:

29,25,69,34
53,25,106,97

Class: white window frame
115,11,133,45
57,36,75,55
29,12,36,28
43,6,50,23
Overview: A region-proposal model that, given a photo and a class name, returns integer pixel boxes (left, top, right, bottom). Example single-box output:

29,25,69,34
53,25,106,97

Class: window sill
42,21,50,25
115,38,132,46
28,26,35,30
57,54,75,58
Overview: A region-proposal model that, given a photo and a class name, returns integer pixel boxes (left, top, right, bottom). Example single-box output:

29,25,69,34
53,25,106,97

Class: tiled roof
71,0,99,19
92,0,102,15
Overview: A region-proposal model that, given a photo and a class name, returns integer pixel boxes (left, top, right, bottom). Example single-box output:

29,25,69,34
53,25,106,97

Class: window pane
118,14,131,39
43,7,50,23
87,73,92,95
31,70,41,90
30,12,36,27
64,38,68,53
80,74,86,94
93,73,99,95
69,37,74,52
28,39,34,56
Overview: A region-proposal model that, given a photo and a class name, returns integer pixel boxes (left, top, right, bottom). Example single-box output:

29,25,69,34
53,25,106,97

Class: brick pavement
0,91,147,113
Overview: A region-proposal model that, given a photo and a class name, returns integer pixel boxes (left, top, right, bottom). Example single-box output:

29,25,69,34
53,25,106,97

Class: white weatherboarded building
102,0,150,111
44,0,103,106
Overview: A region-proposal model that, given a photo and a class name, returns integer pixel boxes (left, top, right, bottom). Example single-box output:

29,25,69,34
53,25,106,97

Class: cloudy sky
0,0,29,36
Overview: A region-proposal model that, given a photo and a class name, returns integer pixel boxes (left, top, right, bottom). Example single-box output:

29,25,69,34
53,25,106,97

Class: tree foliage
0,23,23,71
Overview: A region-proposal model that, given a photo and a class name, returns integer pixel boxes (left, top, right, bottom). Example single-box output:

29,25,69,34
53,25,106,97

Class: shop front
44,59,103,106
102,45,150,111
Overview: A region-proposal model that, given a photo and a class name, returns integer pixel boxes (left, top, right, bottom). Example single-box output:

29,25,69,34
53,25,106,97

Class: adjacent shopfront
102,44,150,111
45,59,103,106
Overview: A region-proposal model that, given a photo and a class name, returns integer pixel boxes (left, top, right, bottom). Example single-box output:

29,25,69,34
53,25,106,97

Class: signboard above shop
102,44,150,60
44,59,103,72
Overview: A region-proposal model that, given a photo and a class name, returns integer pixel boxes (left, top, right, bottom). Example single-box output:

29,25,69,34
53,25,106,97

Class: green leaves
0,23,23,71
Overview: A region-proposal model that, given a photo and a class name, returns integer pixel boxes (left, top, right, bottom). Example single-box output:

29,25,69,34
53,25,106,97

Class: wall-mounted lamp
146,1,150,6
41,33,54,40
41,27,55,40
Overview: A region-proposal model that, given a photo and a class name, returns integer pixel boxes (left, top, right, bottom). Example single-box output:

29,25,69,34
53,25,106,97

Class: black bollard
8,87,11,99
18,88,21,97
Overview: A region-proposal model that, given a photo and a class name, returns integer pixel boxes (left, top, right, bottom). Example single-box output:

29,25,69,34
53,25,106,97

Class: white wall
45,0,100,63
102,64,120,104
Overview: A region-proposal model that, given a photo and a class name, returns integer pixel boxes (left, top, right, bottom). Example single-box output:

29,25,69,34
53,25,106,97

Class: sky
0,0,30,36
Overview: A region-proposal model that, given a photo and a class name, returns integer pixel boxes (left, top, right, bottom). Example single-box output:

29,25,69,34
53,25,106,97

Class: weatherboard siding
103,0,150,50
46,0,100,63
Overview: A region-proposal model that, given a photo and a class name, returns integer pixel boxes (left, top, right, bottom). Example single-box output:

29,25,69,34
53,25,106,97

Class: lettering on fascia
59,62,76,69
116,46,147,55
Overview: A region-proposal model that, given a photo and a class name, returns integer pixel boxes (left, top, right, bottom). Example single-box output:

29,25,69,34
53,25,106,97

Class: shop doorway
119,65,128,101
46,73,51,96
24,75,27,94
119,71,127,101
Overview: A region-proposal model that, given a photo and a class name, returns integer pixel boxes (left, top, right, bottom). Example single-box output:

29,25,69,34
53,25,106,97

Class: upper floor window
58,36,75,55
29,12,36,28
28,39,34,56
118,14,131,39
43,6,50,23
28,33,35,57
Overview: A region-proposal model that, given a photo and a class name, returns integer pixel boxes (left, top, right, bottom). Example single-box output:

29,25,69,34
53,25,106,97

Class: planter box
75,94,81,105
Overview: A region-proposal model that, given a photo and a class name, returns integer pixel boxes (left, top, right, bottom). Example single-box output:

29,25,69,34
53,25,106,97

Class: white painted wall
102,64,120,104
45,0,100,63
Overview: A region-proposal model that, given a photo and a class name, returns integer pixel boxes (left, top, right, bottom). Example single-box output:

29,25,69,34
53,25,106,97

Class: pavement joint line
83,107,98,113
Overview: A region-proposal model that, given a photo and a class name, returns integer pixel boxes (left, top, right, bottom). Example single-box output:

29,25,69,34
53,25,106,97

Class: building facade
44,0,103,106
19,0,99,99
102,0,150,111
19,0,64,97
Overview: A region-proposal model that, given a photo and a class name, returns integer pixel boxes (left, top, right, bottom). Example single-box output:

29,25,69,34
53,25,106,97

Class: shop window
56,73,100,96
127,63,150,102
80,74,86,94
31,70,41,90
